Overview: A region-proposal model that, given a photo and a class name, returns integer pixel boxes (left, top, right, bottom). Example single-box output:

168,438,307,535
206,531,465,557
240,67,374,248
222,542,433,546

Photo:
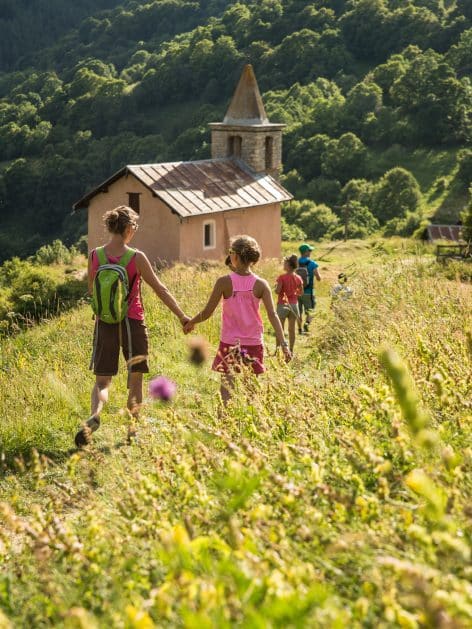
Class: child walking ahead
184,235,291,404
275,254,304,353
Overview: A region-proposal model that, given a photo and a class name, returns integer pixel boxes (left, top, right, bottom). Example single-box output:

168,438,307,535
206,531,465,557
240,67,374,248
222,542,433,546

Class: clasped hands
180,315,195,334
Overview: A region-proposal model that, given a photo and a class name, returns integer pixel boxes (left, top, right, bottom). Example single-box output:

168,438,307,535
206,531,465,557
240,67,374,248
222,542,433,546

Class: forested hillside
0,0,471,261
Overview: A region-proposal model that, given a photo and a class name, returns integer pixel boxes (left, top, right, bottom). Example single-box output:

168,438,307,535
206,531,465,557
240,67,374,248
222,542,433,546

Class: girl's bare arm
136,251,188,322
315,268,321,281
275,279,283,294
260,280,291,358
189,277,227,325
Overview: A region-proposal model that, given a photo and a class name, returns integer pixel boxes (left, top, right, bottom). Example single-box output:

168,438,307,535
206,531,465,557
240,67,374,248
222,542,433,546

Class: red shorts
212,342,265,375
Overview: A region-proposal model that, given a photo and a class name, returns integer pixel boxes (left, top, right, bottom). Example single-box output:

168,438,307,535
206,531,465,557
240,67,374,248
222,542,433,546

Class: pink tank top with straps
221,272,264,346
91,248,144,320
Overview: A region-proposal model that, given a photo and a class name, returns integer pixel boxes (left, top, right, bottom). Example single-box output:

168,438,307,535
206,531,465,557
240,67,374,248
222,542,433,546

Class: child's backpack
91,247,136,324
296,261,310,288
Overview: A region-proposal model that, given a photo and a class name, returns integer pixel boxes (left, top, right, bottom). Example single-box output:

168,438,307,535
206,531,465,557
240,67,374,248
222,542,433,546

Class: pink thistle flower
149,376,177,402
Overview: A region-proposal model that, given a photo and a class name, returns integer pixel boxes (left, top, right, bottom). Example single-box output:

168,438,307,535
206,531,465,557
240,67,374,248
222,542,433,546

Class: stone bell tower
209,64,285,180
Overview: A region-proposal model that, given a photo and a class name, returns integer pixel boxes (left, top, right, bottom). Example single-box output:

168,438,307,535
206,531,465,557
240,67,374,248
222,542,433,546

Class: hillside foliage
0,0,471,261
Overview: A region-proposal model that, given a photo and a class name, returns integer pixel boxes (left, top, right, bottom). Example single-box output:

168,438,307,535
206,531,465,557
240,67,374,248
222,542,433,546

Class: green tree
456,149,472,187
372,167,422,223
461,190,472,243
285,199,339,240
321,133,367,184
329,201,379,239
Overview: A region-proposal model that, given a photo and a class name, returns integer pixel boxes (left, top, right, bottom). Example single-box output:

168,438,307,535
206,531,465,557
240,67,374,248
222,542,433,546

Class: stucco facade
179,202,281,262
88,174,281,264
88,174,181,263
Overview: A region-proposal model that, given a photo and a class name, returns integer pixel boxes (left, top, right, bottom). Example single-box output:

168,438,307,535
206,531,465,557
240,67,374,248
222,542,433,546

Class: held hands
182,316,196,335
180,315,194,335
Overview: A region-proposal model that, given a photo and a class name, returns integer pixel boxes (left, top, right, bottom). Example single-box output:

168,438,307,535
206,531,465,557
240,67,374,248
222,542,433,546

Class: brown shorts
92,318,149,376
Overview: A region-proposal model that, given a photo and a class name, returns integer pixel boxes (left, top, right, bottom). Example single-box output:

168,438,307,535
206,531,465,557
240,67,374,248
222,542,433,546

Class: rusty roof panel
426,225,463,242
128,158,292,217
73,158,293,214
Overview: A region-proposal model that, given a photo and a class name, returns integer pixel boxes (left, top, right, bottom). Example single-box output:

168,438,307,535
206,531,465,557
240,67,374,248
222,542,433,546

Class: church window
203,220,216,249
127,192,141,214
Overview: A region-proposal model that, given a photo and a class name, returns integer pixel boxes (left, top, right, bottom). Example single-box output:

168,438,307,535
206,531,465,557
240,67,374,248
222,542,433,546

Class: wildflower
188,336,209,366
149,376,176,401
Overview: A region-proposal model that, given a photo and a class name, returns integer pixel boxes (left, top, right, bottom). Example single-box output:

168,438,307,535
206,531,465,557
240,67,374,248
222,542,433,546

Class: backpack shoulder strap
96,246,108,266
118,248,136,268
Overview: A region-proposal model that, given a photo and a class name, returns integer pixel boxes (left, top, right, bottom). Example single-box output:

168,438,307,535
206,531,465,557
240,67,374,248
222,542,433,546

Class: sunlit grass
0,240,470,627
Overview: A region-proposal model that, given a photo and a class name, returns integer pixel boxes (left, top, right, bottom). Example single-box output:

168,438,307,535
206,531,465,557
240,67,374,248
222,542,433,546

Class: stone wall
210,124,283,179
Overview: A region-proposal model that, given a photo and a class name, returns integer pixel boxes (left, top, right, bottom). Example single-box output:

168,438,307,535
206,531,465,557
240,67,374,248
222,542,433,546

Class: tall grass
0,247,470,627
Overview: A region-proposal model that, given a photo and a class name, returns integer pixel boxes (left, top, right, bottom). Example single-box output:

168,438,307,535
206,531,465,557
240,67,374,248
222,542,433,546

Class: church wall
87,175,181,263
179,203,281,262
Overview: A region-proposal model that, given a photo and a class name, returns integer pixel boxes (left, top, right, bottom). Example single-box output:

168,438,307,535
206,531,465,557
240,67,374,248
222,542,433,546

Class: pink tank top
221,273,263,346
91,249,144,321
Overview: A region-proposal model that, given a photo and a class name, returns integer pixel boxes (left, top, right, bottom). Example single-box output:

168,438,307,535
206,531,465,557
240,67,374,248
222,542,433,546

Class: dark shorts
298,293,315,315
212,342,265,375
92,318,149,376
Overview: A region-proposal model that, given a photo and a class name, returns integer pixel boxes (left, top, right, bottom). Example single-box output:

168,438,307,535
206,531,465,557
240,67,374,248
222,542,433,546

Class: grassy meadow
0,239,471,627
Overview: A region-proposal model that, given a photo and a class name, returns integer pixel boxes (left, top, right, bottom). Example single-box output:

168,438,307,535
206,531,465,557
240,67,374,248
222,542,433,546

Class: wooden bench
436,243,471,263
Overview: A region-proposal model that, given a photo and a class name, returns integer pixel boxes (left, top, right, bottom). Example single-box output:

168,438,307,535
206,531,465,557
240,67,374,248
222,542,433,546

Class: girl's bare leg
288,316,296,353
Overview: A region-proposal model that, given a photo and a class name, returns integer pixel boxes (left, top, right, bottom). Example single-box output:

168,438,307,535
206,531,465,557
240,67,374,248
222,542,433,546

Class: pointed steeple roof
223,64,269,125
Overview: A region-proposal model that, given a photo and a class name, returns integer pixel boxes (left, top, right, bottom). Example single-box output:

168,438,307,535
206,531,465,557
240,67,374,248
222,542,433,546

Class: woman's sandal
74,415,100,448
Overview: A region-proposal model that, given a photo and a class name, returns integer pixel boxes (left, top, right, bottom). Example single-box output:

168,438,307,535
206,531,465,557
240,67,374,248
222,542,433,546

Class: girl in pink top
185,235,291,404
75,205,190,447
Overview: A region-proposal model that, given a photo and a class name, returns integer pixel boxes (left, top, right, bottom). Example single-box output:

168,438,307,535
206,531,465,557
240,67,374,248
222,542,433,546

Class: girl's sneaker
74,416,100,448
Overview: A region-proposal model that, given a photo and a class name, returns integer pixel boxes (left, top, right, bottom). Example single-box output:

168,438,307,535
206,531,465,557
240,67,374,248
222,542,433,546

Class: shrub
456,149,472,187
305,177,342,206
461,189,472,242
328,202,379,239
281,217,306,242
383,212,425,237
9,264,58,318
33,239,76,265
372,167,422,223
341,178,375,207
299,202,339,240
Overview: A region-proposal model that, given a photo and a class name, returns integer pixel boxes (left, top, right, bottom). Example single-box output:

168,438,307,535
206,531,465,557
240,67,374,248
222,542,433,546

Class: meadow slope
0,241,471,627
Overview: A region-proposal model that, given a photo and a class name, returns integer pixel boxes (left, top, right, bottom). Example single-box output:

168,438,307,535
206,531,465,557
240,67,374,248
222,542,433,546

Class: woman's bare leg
288,316,296,353
276,317,287,350
127,372,143,418
91,376,112,417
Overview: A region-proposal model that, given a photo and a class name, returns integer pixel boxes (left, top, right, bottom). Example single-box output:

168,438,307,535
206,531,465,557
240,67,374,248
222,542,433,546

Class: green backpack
91,247,136,324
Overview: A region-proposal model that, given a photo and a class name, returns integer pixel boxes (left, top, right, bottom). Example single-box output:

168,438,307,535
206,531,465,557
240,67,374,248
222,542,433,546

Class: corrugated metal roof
426,225,463,242
73,158,292,216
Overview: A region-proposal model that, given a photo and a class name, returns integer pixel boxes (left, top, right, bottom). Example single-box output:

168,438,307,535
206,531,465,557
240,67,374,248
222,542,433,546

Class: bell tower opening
228,135,242,158
265,136,274,171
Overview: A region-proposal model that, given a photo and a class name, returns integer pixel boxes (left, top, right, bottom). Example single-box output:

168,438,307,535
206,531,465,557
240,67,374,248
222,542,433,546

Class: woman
75,205,190,447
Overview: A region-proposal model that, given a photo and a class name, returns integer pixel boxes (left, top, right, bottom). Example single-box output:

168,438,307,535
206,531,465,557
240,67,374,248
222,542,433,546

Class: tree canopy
0,0,471,258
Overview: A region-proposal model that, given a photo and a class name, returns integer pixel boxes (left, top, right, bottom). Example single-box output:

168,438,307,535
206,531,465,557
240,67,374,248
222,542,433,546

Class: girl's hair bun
229,235,261,266
284,254,298,269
